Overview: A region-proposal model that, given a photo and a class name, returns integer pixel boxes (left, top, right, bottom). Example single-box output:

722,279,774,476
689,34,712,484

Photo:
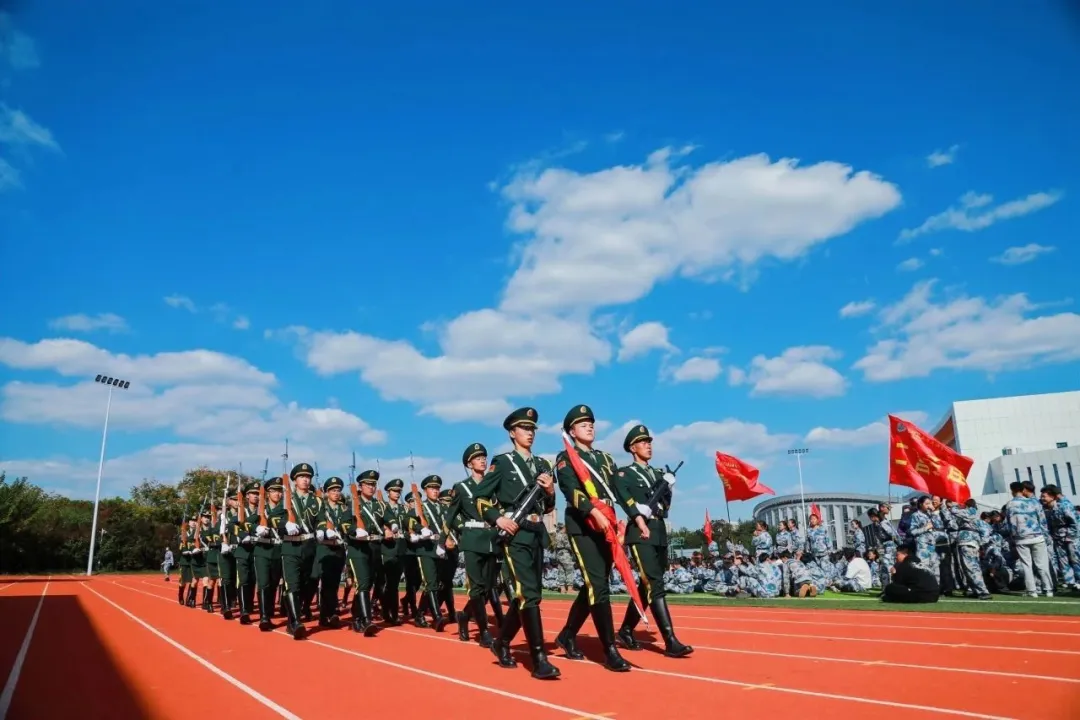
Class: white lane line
0,580,49,719
666,613,1079,637
82,583,302,720
111,581,610,720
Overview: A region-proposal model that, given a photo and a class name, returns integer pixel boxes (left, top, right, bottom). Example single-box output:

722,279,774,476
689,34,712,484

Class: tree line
0,471,755,574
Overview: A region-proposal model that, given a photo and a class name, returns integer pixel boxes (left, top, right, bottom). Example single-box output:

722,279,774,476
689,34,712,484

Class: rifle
496,482,545,543
210,479,219,535
194,495,207,550
314,461,322,500
349,476,374,542
645,460,682,512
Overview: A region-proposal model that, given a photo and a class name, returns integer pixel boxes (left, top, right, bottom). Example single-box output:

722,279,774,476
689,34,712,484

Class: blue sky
1,2,1078,528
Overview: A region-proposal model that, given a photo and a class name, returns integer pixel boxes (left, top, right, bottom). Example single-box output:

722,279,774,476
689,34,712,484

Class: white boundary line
0,580,49,719
665,603,1080,625
666,613,1079,637
81,583,302,720
107,581,611,720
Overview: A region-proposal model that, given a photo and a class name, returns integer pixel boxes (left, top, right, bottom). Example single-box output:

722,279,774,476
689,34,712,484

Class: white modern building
930,390,1080,507
754,492,889,551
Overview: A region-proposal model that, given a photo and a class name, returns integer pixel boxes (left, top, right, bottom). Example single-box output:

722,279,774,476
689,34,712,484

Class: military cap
462,442,487,466
439,488,454,501
563,404,595,433
264,477,283,491
200,509,211,518
323,476,344,492
623,423,652,452
421,474,442,490
384,478,404,492
357,469,379,485
503,407,538,431
404,491,415,503
242,481,260,494
291,462,314,479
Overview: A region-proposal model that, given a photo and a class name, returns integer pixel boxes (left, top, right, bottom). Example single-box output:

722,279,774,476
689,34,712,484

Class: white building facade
753,492,889,551
929,390,1080,501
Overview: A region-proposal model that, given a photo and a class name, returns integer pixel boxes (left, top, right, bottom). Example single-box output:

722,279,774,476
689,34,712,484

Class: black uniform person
473,407,560,680
444,442,497,647
613,424,692,657
553,404,630,672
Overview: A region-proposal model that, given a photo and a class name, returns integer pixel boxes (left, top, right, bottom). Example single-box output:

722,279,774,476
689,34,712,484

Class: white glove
221,543,232,554
638,505,653,519
420,527,432,538
255,525,270,537
409,533,420,543
355,528,369,539
436,546,446,558
241,535,254,544
391,523,400,533
663,472,677,485
325,529,338,540
285,521,300,535
316,530,326,541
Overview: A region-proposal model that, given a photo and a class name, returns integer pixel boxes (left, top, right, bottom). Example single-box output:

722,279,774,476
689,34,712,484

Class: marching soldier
269,462,320,639
191,513,209,609
380,478,408,626
554,404,630,672
345,470,388,635
402,491,423,624
444,443,497,647
178,517,195,606
438,486,459,619
473,407,560,680
218,491,239,619
407,475,450,632
314,476,349,628
253,477,284,631
201,509,222,613
614,424,692,657
231,482,260,624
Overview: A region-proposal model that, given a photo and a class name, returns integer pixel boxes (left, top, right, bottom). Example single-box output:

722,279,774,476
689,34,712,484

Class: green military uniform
402,491,423,623
217,500,239,619
253,477,284,631
379,478,408,625
200,512,222,613
443,442,498,647
271,462,320,639
177,522,194,605
473,407,559,680
230,482,261,624
314,476,349,629
342,471,387,635
553,404,630,672
406,475,450,632
614,424,692,658
437,487,459,621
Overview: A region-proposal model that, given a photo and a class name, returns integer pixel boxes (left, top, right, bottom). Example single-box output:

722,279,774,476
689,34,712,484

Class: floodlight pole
87,375,130,576
788,448,810,546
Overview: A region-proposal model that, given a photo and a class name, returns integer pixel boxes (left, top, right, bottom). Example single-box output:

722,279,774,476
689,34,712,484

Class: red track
1,575,1078,719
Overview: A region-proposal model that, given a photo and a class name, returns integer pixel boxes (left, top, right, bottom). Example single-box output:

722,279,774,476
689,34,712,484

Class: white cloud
929,248,944,257
164,294,197,312
839,300,876,318
498,148,901,314
926,145,959,168
0,104,58,150
897,257,924,272
669,357,721,383
734,346,847,398
805,410,929,448
727,367,747,385
604,131,626,143
0,156,18,191
48,313,129,334
989,243,1055,266
232,316,251,330
854,279,1080,381
898,190,1062,242
0,13,39,70
617,321,675,361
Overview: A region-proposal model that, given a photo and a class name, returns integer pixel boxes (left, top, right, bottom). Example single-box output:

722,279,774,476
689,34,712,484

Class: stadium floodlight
787,448,810,543
86,374,130,576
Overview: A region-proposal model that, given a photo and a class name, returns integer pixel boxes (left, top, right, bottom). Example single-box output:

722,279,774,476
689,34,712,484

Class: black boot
555,592,589,660
220,585,233,619
488,588,505,629
186,586,197,607
350,593,365,633
285,592,307,640
414,593,430,628
238,585,252,625
177,585,185,605
521,606,560,680
490,603,520,668
650,597,692,658
427,591,447,632
592,602,630,672
473,597,492,648
360,591,378,637
456,599,472,642
301,583,316,622
258,588,274,631
617,602,642,650
381,588,400,626
203,586,214,612
442,584,456,617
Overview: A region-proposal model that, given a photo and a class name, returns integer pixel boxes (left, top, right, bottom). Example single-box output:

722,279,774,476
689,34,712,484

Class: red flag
703,509,713,546
889,414,973,503
809,503,821,520
561,433,649,626
714,452,775,501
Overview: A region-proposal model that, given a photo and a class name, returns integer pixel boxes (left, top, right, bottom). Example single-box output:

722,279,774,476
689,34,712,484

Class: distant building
753,492,890,551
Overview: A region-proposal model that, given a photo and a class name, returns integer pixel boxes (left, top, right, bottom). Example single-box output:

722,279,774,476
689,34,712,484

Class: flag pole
789,448,809,546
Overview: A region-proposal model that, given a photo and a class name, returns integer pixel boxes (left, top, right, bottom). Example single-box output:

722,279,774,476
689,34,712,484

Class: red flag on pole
714,452,775,501
809,502,821,520
889,415,973,503
703,509,713,546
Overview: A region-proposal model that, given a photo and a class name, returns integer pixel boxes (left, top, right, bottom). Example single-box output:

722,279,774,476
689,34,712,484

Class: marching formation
172,405,694,679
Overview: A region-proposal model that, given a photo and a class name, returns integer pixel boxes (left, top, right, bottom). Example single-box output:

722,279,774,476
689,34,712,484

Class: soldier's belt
464,520,488,529
283,533,315,542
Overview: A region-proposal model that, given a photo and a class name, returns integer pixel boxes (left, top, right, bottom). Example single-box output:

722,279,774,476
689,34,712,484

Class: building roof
754,491,891,515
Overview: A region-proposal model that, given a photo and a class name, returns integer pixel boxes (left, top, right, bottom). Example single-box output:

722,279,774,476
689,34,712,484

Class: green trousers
207,547,221,580
253,542,282,591
317,545,346,615
416,554,438,593
179,558,193,584
234,544,256,588
218,551,236,589
628,542,666,603
568,530,613,606
191,552,208,580
281,538,316,594
346,541,382,592
381,556,403,609
502,540,545,610
464,551,495,601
